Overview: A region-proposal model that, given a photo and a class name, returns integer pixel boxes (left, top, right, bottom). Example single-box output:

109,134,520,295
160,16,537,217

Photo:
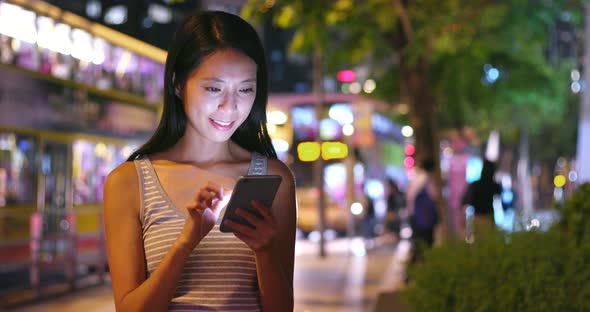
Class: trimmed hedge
400,183,590,312
559,182,590,246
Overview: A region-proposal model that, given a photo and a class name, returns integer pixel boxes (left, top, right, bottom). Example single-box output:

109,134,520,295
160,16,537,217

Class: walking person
103,11,296,311
405,159,439,262
462,159,502,238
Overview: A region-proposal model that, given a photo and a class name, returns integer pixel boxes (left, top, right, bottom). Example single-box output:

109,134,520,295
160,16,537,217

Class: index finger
195,182,223,201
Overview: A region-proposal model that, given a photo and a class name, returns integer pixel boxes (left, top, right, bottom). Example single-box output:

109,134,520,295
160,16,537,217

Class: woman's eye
205,86,221,92
239,87,254,93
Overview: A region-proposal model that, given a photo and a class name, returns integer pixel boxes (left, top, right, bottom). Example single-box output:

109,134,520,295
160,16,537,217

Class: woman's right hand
178,182,224,250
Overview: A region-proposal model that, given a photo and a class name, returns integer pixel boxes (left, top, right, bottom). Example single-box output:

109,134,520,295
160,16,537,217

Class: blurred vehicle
295,186,348,236
0,0,164,298
267,92,403,239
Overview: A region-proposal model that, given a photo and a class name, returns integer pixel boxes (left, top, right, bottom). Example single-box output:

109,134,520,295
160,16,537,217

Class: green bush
559,182,590,246
400,183,590,312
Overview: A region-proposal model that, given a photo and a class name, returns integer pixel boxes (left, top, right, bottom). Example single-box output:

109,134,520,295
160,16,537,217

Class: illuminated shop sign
297,141,348,162
321,142,348,160
297,142,320,162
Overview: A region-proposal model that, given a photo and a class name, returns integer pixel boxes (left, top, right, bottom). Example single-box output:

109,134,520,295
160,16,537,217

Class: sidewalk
293,237,411,312
6,237,411,312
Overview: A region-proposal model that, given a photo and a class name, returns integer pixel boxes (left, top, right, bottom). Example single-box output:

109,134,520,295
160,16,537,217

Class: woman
103,11,296,311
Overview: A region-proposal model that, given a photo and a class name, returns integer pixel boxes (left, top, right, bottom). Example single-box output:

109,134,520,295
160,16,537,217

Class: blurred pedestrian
386,178,404,237
361,182,377,240
405,159,439,263
462,159,501,237
103,11,296,311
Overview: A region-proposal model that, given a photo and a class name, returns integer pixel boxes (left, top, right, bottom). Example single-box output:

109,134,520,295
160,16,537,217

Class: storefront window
72,140,134,205
139,57,164,103
0,34,16,64
0,133,37,207
0,2,164,101
324,163,347,205
291,105,318,142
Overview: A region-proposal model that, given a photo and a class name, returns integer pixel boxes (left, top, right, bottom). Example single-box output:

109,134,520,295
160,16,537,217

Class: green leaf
275,5,297,28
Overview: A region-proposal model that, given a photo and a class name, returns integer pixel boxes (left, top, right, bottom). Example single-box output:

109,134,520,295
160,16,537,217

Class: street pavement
6,237,410,312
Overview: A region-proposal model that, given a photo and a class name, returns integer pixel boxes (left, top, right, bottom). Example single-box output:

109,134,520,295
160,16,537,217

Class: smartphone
219,175,282,233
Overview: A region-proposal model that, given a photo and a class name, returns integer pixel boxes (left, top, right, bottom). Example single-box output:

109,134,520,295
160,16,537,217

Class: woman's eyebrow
200,77,256,83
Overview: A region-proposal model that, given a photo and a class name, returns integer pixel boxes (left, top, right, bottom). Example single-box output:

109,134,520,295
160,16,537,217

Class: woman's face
181,49,257,143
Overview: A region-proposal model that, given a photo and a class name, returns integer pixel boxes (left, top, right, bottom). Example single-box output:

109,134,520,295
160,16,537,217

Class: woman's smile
209,118,235,131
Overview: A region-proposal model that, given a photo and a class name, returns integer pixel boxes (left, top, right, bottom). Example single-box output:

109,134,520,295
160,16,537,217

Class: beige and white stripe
134,155,265,311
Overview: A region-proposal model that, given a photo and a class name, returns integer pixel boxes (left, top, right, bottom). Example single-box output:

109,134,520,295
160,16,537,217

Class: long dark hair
128,10,276,161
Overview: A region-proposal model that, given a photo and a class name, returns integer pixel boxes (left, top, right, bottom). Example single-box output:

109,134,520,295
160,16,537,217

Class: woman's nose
217,94,237,112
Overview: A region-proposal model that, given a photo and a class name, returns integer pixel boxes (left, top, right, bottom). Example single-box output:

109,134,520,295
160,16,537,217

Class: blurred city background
0,0,589,311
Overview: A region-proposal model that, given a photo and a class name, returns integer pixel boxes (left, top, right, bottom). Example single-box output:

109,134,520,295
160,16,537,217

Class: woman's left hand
223,201,277,252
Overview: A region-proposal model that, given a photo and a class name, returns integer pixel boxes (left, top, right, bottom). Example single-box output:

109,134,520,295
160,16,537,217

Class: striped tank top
134,153,268,311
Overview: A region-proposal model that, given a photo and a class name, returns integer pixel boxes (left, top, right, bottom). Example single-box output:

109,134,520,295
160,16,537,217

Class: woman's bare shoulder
267,158,295,184
105,161,138,187
104,161,140,213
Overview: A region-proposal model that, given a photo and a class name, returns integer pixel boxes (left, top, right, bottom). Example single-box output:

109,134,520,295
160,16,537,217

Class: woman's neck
158,133,238,166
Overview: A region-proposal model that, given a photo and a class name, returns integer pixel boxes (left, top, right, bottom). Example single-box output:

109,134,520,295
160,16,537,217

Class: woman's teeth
214,120,231,126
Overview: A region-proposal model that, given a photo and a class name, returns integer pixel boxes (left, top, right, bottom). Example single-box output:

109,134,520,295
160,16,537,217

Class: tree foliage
243,0,583,163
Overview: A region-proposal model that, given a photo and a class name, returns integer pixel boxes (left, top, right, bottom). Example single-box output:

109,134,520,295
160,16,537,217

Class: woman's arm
224,159,297,311
104,162,200,312
255,160,296,311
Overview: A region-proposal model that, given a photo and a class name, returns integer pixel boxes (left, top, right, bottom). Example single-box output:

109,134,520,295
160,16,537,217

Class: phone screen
219,175,282,233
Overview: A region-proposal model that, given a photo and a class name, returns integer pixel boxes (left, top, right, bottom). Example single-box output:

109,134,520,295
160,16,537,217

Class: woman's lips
209,118,235,131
